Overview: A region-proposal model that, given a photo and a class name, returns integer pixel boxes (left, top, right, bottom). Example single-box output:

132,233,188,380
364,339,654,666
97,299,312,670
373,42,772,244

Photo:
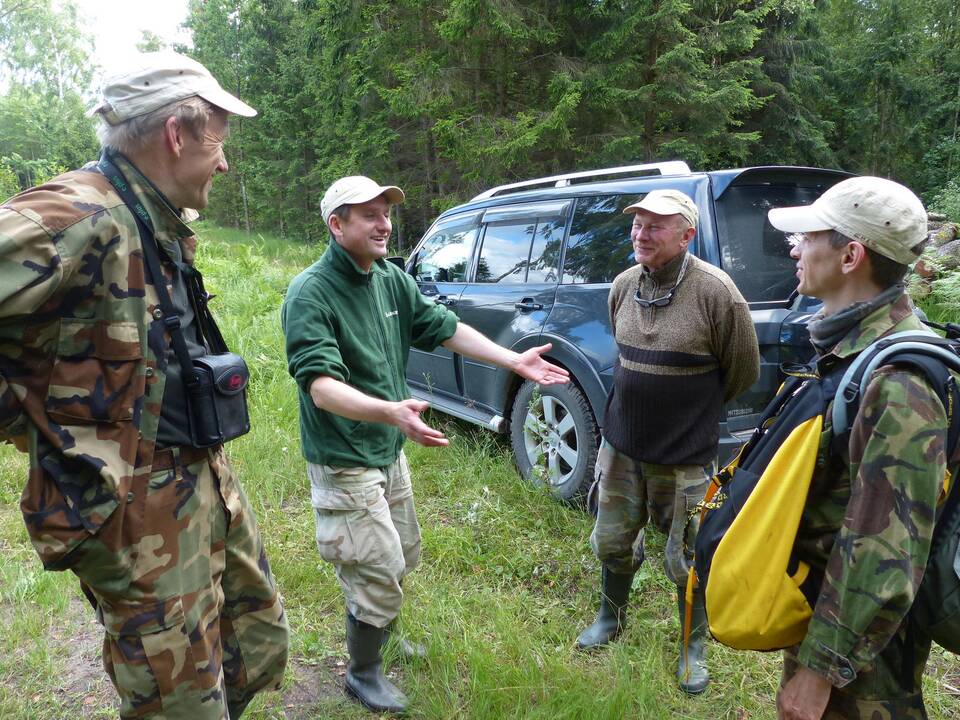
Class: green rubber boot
576,565,634,649
677,589,710,694
345,613,408,714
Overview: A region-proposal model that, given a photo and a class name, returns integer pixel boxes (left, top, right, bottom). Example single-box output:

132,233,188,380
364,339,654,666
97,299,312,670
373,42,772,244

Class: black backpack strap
832,338,960,460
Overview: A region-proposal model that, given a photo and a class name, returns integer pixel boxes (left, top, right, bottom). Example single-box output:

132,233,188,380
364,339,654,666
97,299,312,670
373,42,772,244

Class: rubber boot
677,589,710,694
344,613,409,714
576,565,634,649
384,619,427,660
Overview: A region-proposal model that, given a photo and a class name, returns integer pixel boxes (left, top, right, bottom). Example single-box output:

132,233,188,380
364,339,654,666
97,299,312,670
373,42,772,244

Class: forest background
2,0,960,247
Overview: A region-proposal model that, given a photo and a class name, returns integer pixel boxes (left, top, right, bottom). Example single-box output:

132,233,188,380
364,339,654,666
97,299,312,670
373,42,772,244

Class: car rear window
714,184,828,303
562,195,634,284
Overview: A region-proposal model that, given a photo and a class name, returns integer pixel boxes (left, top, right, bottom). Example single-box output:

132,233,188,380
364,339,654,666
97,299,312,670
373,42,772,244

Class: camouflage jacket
0,155,199,570
795,292,955,686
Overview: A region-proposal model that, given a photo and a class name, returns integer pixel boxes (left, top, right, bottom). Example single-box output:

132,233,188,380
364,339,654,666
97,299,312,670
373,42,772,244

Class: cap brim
381,186,404,205
768,205,834,233
86,100,108,118
199,87,257,118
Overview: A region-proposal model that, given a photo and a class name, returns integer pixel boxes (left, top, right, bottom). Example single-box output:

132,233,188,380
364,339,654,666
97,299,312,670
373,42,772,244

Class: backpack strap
831,332,960,458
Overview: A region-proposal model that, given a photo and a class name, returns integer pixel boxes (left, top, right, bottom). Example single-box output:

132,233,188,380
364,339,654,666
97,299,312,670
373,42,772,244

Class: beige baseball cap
88,51,257,124
321,176,405,224
768,176,927,265
623,188,699,228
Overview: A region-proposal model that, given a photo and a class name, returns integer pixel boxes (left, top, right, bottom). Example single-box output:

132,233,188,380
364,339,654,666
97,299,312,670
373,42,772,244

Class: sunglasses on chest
634,254,689,308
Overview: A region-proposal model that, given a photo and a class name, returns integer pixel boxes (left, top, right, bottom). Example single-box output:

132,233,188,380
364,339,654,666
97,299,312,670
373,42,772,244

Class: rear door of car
456,200,572,410
406,210,482,399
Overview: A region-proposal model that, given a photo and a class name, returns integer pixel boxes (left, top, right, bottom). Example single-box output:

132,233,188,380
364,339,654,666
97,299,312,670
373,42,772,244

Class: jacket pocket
45,319,144,424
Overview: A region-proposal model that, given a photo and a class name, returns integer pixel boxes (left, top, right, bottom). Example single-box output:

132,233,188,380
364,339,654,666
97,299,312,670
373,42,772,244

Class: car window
527,217,564,283
413,219,477,283
475,221,536,284
715,184,826,303
562,195,634,284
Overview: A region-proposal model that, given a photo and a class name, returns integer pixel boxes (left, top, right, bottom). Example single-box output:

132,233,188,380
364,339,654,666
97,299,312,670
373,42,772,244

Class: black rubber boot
576,565,634,649
677,589,710,694
345,613,409,714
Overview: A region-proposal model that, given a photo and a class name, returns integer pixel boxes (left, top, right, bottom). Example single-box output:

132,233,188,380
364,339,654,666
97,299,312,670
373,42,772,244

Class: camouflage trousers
782,633,933,719
308,450,420,628
71,447,289,719
590,440,713,585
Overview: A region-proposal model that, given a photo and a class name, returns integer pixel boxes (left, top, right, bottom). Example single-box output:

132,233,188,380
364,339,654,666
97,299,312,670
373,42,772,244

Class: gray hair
96,96,214,155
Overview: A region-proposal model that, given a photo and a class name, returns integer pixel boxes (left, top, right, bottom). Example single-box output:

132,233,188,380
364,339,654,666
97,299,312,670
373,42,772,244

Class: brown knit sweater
604,251,760,465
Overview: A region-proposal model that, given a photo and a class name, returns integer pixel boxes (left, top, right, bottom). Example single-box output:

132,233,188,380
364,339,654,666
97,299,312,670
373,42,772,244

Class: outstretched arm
309,375,448,447
441,323,569,385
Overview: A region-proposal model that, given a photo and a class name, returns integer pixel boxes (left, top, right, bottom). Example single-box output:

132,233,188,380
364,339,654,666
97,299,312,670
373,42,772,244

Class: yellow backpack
688,329,960,652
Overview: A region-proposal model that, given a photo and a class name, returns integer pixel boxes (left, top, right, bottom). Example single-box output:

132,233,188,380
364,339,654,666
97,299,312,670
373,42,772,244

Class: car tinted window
413,219,477,283
563,195,634,284
475,221,536,283
715,184,827,303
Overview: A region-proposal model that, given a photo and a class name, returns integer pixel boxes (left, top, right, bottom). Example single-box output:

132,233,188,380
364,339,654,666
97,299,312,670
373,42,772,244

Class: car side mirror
386,256,406,270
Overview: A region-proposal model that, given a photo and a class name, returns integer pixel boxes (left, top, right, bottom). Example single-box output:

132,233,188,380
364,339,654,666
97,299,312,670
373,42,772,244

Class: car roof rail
471,161,693,201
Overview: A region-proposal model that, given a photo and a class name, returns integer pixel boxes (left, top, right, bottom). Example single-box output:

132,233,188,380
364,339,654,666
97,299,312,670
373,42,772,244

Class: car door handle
434,295,457,307
514,298,544,311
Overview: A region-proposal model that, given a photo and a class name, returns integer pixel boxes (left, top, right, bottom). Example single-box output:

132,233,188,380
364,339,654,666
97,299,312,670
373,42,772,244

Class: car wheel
510,379,599,502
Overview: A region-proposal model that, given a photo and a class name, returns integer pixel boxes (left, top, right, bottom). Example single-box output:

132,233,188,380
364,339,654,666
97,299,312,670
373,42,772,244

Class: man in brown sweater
576,189,760,694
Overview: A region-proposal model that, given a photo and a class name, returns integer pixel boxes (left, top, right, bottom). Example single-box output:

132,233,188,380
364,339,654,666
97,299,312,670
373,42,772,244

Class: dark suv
403,162,849,500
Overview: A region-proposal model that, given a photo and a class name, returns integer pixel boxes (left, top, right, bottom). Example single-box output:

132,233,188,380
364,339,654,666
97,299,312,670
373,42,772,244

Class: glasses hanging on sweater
634,253,689,308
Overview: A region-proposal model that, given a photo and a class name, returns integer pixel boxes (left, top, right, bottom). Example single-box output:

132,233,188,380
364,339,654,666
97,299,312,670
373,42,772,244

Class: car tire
510,379,599,502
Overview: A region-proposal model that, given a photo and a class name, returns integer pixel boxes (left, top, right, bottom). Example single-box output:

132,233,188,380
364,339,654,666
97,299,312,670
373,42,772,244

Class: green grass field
0,224,957,719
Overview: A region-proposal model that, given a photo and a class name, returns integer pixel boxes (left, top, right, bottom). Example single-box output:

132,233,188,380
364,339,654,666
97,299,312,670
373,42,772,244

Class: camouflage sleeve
0,206,66,441
797,367,945,686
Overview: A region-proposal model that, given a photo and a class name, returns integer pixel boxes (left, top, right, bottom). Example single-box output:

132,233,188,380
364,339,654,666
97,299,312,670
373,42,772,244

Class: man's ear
327,213,342,240
161,116,183,157
681,225,696,247
840,241,870,275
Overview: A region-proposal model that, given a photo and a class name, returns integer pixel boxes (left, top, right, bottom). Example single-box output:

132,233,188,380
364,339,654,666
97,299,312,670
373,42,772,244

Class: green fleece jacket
282,240,458,467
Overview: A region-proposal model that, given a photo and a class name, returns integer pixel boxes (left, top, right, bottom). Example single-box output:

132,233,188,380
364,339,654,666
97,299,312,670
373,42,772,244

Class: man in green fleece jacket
281,175,568,714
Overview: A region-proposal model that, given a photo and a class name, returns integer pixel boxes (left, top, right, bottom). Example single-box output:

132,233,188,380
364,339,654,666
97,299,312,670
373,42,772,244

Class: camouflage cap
87,51,257,124
768,176,927,265
623,189,699,228
321,176,405,224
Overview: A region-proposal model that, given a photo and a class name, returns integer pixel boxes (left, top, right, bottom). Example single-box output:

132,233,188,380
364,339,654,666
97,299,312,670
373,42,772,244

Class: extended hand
513,343,569,385
389,399,449,447
777,666,832,720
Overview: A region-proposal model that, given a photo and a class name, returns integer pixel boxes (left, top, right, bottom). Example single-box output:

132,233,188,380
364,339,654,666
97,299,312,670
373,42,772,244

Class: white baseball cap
623,188,699,228
88,51,257,124
768,176,927,265
321,176,405,224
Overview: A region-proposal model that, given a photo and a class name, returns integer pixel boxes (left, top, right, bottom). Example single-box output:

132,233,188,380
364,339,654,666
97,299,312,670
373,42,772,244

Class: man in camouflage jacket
0,52,287,719
767,177,952,719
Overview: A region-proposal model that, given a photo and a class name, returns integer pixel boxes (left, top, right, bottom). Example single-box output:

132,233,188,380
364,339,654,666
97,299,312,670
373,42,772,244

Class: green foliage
0,158,18,199
0,0,98,193
186,0,774,246
931,179,960,222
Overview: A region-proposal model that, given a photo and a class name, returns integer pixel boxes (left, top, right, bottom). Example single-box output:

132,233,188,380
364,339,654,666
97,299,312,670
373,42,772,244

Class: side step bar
409,387,506,433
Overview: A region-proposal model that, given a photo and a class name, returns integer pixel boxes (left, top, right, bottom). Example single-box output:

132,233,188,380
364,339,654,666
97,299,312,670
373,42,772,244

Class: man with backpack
766,177,952,719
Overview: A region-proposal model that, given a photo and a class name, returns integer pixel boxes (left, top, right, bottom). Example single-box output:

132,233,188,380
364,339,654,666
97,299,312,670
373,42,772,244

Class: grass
1,222,958,718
